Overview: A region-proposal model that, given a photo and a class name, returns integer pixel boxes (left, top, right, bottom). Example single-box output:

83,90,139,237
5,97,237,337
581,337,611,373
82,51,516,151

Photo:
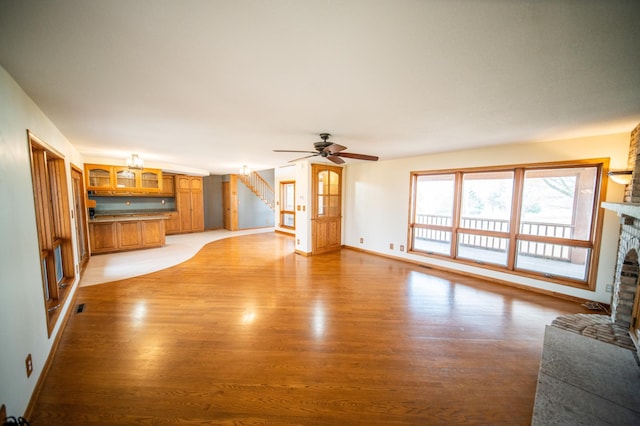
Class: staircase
238,171,275,210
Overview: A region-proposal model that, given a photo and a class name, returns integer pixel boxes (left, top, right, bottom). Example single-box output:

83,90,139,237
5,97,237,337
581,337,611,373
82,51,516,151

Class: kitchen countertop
90,213,174,222
94,209,176,215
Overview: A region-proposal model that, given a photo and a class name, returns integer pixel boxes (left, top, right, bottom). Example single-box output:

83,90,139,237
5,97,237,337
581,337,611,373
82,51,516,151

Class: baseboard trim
23,280,82,419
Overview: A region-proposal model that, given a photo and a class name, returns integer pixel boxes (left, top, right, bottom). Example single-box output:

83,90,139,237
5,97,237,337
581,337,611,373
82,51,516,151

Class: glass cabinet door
86,165,113,189
114,168,138,189
140,170,161,191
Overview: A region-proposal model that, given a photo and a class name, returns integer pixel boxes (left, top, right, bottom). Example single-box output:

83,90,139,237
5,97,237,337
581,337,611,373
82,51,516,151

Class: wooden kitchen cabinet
85,164,115,191
89,221,118,253
164,211,180,235
114,167,138,191
141,220,165,247
89,217,166,254
159,174,175,196
85,163,163,194
140,169,162,192
114,167,162,193
176,175,204,233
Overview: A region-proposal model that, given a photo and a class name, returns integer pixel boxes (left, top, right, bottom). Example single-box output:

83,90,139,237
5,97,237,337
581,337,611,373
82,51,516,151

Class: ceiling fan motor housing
314,133,333,152
314,141,333,152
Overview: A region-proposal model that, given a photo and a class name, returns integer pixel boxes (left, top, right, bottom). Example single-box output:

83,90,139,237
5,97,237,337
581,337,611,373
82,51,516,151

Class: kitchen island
89,214,169,254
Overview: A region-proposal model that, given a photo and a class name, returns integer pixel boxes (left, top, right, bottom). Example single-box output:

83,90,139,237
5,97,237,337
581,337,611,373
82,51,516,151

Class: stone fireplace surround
552,202,640,353
556,202,639,346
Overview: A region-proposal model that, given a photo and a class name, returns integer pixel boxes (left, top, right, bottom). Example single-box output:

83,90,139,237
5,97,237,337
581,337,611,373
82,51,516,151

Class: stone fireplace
552,124,640,355
604,203,640,329
532,126,640,425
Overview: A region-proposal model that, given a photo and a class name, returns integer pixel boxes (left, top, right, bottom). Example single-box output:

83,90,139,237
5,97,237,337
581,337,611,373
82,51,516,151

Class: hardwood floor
31,232,590,425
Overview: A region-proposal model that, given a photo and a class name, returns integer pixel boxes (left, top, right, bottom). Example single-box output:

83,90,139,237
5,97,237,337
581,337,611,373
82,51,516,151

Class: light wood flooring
30,232,590,425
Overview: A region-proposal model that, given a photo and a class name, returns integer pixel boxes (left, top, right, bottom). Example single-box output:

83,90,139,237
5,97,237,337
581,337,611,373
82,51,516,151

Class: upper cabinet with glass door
114,166,138,191
86,164,115,190
140,169,161,192
85,164,163,194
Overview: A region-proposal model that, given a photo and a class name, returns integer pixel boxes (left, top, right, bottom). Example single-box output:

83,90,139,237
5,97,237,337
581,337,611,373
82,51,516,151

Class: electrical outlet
25,353,33,377
400,245,405,252
606,284,613,293
359,237,364,243
389,243,394,250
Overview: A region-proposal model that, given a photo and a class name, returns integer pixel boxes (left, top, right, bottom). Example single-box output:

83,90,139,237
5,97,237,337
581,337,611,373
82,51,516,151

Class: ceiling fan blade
324,143,347,154
288,153,318,163
335,152,379,161
273,149,317,154
328,155,345,164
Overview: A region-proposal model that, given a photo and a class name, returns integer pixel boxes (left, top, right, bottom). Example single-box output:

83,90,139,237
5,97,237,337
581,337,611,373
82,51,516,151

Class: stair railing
238,171,275,210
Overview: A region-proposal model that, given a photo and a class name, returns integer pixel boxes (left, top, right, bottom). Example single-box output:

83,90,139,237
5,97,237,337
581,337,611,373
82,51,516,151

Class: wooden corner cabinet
176,175,204,233
85,163,163,194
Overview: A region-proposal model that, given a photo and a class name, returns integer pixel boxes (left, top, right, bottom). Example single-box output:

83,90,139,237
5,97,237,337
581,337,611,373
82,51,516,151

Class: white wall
343,133,630,304
275,161,329,254
0,66,82,416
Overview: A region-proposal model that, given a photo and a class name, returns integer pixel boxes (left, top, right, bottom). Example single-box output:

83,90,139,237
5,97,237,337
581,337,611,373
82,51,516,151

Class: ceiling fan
273,133,379,164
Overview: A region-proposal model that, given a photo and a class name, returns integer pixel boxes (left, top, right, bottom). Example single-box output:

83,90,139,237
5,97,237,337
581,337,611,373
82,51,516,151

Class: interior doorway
223,175,238,231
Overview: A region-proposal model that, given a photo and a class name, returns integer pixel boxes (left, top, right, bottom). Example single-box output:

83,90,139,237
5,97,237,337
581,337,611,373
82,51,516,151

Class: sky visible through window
416,173,580,226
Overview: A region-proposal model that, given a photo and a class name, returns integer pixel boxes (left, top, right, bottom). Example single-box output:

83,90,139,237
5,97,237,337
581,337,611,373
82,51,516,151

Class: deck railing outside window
415,214,574,261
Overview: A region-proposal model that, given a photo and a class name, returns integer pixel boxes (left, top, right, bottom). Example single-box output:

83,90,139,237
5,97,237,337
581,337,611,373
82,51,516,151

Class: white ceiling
1,0,639,175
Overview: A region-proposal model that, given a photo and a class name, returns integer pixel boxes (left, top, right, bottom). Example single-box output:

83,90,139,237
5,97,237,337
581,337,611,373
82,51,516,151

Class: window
279,181,295,229
409,160,606,289
28,131,75,335
413,174,455,255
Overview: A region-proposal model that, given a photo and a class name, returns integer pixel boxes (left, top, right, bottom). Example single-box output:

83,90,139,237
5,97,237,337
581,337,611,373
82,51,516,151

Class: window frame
408,159,608,290
28,131,75,335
